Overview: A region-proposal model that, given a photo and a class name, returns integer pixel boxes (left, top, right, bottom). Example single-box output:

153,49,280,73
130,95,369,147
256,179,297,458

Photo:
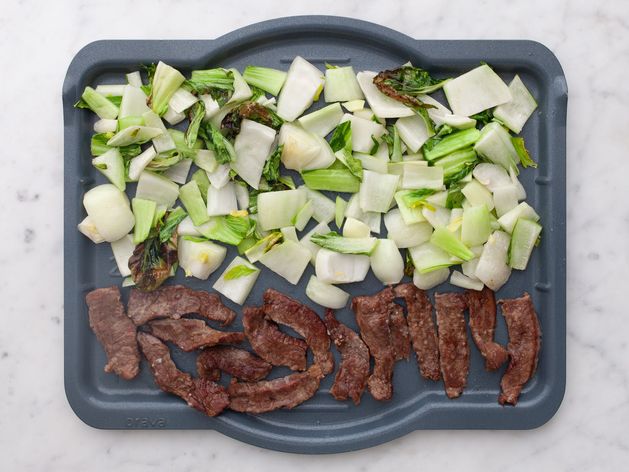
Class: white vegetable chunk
443,64,512,116
324,66,364,102
474,230,512,291
356,71,415,118
93,119,117,133
396,114,433,152
384,209,433,248
298,103,344,137
305,275,350,309
315,248,370,284
257,188,307,231
207,182,238,216
300,222,331,264
343,217,371,238
278,122,321,171
472,163,512,191
259,240,311,284
226,68,253,105
119,85,150,118
110,234,135,277
493,75,538,134
497,202,540,233
135,171,179,207
370,239,404,285
176,216,202,237
340,113,386,153
413,267,449,290
492,185,520,217
232,119,276,189
450,270,484,291
178,237,226,280
359,170,399,213
277,57,325,121
77,215,106,243
212,256,260,305
83,184,135,242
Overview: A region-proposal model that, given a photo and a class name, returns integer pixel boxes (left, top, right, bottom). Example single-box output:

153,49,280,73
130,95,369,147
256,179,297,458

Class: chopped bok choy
305,275,350,309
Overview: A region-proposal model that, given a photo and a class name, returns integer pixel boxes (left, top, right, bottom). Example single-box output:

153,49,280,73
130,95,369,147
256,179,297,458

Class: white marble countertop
1,0,628,469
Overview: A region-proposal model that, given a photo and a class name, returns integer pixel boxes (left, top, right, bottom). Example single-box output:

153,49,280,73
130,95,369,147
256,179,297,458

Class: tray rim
63,15,567,454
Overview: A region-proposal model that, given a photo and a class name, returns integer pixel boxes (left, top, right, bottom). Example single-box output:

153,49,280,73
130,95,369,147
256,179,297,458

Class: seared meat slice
353,288,397,401
243,306,308,371
466,287,508,371
147,318,245,352
228,365,324,414
389,302,411,361
196,346,272,382
499,293,542,406
85,287,140,380
324,310,370,405
263,289,334,374
128,285,236,326
435,293,470,399
137,332,228,416
394,284,440,381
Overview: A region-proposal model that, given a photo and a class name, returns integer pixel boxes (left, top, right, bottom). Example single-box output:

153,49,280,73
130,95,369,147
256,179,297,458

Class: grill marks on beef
435,293,470,399
85,287,140,380
353,288,398,401
242,306,308,371
466,287,508,371
228,365,324,414
128,285,236,326
137,332,228,416
263,289,334,374
499,293,541,406
197,346,272,382
147,318,245,352
324,310,370,405
394,284,441,381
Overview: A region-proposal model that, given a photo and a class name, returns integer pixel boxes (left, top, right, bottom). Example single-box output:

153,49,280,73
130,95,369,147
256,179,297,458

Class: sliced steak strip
324,310,370,405
353,288,396,401
85,287,140,380
499,293,541,406
243,306,308,371
197,346,272,382
137,332,228,416
263,288,334,374
389,301,411,361
147,318,245,352
435,292,470,399
228,365,324,414
466,287,508,371
394,283,441,381
128,285,236,326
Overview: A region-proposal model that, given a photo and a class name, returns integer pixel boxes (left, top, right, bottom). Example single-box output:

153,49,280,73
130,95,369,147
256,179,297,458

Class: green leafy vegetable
90,133,141,159
511,137,537,168
262,145,283,184
185,101,205,148
242,66,286,96
129,234,177,291
185,68,234,104
197,215,251,246
445,185,465,209
224,264,258,280
423,128,481,162
404,249,415,277
159,207,187,243
148,61,186,116
310,231,378,255
191,169,210,204
432,147,478,186
199,123,236,164
221,101,283,140
403,188,437,209
75,86,119,119
470,109,494,127
374,66,449,100
330,121,363,180
301,168,361,193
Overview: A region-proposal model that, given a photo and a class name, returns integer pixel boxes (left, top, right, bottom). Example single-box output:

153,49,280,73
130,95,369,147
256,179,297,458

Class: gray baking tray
63,16,567,454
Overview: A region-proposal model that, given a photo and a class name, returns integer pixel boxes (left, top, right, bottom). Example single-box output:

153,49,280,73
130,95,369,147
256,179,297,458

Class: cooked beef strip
263,288,334,374
137,332,228,416
499,293,542,406
435,292,470,399
389,302,411,361
324,309,370,405
196,346,272,382
353,288,397,401
228,365,324,414
466,287,509,371
242,306,308,371
85,287,140,380
394,283,441,381
147,318,245,352
128,285,236,326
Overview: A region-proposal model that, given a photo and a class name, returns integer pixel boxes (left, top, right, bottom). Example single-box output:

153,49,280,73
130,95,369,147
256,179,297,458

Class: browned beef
85,287,140,380
435,293,470,399
137,332,228,416
389,301,411,361
147,318,245,352
352,288,397,401
228,365,324,414
394,284,441,381
263,289,334,374
499,293,542,406
242,306,308,371
196,346,272,382
324,310,370,405
127,285,236,326
466,287,508,371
